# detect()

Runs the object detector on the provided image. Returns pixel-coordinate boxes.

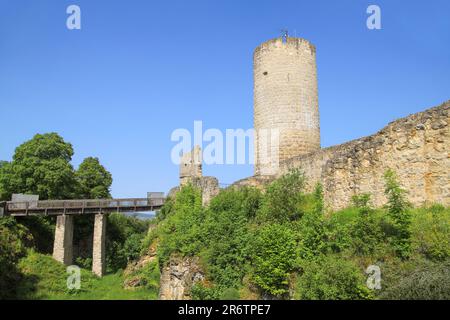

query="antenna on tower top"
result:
[281,29,288,43]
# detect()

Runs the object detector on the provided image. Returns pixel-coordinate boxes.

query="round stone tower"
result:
[254,37,320,175]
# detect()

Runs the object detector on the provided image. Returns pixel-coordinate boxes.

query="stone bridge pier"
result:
[52,213,107,277]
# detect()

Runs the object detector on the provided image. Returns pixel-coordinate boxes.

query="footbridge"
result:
[0,193,165,277]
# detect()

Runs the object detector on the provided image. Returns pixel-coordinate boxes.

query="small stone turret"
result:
[180,145,202,186]
[178,146,219,206]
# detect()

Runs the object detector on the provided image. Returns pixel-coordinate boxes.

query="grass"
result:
[16,250,158,300]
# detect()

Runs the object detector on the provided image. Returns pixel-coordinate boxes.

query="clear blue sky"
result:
[1,0,449,198]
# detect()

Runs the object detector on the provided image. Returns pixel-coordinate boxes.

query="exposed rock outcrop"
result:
[159,255,204,300]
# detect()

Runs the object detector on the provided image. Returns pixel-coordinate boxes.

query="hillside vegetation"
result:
[1,133,449,300]
[148,169,450,300]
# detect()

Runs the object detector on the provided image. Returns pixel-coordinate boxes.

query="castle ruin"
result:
[178,36,449,210]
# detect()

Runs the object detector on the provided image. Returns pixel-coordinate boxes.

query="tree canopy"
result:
[0,133,112,201]
[76,157,112,199]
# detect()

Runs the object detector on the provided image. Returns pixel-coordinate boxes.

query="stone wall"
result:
[279,101,449,210]
[234,101,449,211]
[180,145,202,186]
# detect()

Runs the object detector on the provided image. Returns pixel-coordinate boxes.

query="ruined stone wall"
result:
[254,37,320,176]
[180,145,202,186]
[278,101,449,210]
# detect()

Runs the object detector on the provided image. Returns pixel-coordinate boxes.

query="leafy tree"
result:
[384,169,412,259]
[350,193,384,256]
[250,223,297,297]
[106,213,150,271]
[157,184,204,266]
[202,188,257,291]
[75,157,112,199]
[298,184,328,260]
[0,161,7,169]
[296,255,373,300]
[0,133,77,200]
[257,170,305,223]
[411,205,450,261]
[0,217,33,299]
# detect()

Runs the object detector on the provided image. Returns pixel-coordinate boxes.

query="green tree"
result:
[0,133,76,200]
[250,224,297,297]
[384,169,412,259]
[75,157,112,199]
[350,193,384,256]
[298,184,328,260]
[202,188,258,291]
[0,217,33,299]
[258,170,305,223]
[296,255,373,300]
[157,184,204,266]
[0,161,7,169]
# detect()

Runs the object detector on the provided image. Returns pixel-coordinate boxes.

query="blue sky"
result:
[0,0,449,198]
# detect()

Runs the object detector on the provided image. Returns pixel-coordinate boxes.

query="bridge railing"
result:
[6,197,165,212]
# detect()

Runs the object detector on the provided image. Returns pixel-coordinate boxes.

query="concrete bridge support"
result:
[52,215,74,265]
[92,213,107,277]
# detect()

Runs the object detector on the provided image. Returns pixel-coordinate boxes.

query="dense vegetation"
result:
[150,170,450,300]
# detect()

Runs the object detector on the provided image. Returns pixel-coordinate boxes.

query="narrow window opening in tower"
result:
[263,71,268,76]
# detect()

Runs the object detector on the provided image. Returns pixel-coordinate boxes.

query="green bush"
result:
[201,188,257,290]
[296,255,373,300]
[349,194,385,257]
[250,223,297,297]
[411,205,450,260]
[380,259,450,300]
[257,170,305,223]
[15,216,55,254]
[384,169,412,259]
[297,184,328,260]
[326,207,359,253]
[157,184,204,266]
[0,217,33,299]
[106,213,150,271]
[191,283,221,300]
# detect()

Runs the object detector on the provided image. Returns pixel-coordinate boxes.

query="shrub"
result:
[411,205,450,260]
[250,224,297,297]
[201,188,258,290]
[157,184,204,266]
[384,169,412,259]
[298,184,328,260]
[191,283,221,300]
[326,207,359,253]
[0,217,33,299]
[106,213,150,271]
[257,170,305,223]
[349,194,384,257]
[380,259,450,300]
[296,255,373,300]
[123,233,145,262]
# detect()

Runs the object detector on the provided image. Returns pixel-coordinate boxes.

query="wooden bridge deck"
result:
[0,197,165,217]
